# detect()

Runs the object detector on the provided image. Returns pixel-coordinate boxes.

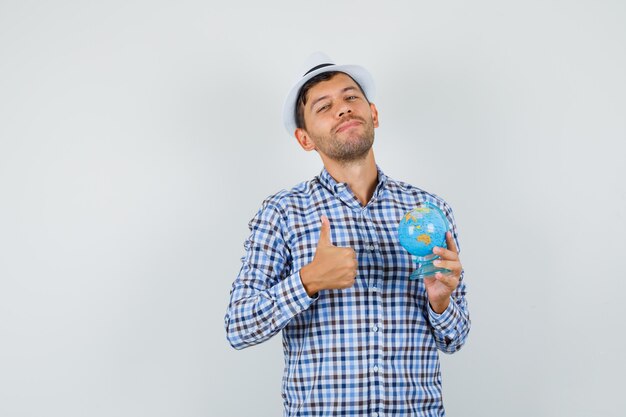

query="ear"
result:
[369,103,379,128]
[295,128,316,152]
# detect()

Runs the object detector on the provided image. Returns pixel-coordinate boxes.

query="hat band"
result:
[304,63,334,76]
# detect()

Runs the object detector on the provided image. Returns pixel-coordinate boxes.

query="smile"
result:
[335,120,362,133]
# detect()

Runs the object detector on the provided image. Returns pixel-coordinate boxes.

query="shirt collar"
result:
[318,164,388,200]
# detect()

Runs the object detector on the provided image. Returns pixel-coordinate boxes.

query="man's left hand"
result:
[424,231,463,314]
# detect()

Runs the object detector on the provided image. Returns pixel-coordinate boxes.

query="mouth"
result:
[335,119,363,133]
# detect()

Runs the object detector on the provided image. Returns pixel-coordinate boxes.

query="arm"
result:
[424,203,471,354]
[427,271,470,354]
[224,202,316,350]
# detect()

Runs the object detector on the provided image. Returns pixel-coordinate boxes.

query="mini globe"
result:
[397,202,451,280]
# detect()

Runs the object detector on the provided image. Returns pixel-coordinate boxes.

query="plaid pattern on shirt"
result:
[225,166,470,417]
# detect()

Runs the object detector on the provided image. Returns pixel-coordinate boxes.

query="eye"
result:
[346,95,358,101]
[316,104,330,113]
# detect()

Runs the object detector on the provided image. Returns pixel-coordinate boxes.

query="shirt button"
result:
[373,365,379,373]
[367,244,375,251]
[372,325,379,332]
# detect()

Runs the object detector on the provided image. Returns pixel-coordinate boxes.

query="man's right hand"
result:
[300,215,358,297]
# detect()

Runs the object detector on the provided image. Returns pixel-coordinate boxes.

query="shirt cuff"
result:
[427,297,459,332]
[273,270,318,318]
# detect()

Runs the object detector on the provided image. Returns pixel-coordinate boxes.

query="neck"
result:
[321,149,378,207]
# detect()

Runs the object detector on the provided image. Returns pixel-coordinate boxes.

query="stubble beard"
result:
[313,118,375,164]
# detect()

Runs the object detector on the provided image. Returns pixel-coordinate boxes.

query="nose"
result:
[338,107,352,118]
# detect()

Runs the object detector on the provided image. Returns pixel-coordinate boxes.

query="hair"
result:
[294,71,368,130]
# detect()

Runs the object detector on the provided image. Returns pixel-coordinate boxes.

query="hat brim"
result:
[282,64,376,136]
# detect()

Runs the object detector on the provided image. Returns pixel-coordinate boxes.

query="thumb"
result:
[317,215,333,247]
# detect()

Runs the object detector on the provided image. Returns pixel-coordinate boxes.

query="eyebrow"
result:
[310,86,359,109]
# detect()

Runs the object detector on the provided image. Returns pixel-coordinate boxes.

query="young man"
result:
[225,53,470,417]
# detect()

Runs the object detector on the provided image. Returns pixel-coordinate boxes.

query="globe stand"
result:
[409,254,452,280]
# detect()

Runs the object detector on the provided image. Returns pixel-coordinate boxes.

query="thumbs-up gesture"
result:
[299,215,358,297]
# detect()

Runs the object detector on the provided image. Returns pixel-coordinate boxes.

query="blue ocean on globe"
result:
[397,203,448,259]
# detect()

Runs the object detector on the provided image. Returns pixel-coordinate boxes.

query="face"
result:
[295,73,379,163]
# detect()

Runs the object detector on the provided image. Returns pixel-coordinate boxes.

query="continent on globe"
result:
[417,234,431,246]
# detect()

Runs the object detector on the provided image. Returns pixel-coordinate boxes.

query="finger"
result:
[433,259,461,273]
[423,276,436,285]
[434,271,459,289]
[445,231,458,253]
[433,245,459,261]
[348,256,358,271]
[317,215,333,247]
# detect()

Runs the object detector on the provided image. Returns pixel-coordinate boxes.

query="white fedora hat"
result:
[282,52,376,136]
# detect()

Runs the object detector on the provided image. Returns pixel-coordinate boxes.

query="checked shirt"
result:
[225,166,470,417]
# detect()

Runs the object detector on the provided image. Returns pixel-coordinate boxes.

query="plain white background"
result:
[1,1,625,416]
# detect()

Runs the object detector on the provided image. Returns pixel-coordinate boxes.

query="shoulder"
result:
[254,177,321,220]
[384,175,456,217]
[381,170,462,251]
